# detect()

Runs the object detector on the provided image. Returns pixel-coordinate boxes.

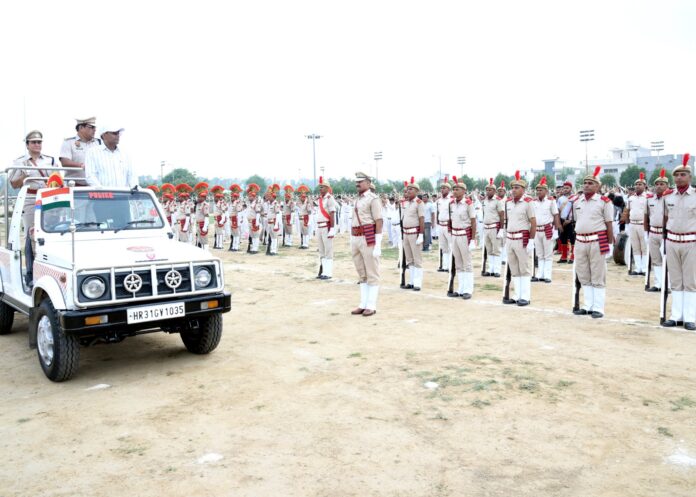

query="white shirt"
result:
[84,144,135,188]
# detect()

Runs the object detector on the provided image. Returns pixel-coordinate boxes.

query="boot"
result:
[461,272,474,299]
[251,237,260,253]
[683,292,696,331]
[352,283,368,314]
[270,237,278,254]
[402,266,414,289]
[575,286,593,315]
[592,287,606,318]
[412,267,423,291]
[286,234,293,247]
[663,290,684,327]
[641,254,649,274]
[491,256,501,277]
[517,276,531,306]
[631,255,642,276]
[363,285,379,316]
[558,243,568,263]
[320,259,333,280]
[647,265,661,292]
[456,273,465,297]
[543,260,552,282]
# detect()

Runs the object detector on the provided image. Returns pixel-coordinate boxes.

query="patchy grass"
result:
[480,283,503,292]
[347,352,362,358]
[657,427,674,437]
[669,396,696,411]
[471,399,491,409]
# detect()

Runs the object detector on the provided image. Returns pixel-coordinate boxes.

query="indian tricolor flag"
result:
[39,187,73,211]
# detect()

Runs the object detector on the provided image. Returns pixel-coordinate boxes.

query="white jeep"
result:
[0,170,231,381]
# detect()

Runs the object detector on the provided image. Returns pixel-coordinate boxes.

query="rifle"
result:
[481,245,488,276]
[644,253,652,290]
[247,235,252,252]
[447,201,457,295]
[437,203,444,271]
[660,198,669,324]
[625,230,633,274]
[502,202,512,302]
[399,200,407,286]
[438,247,443,271]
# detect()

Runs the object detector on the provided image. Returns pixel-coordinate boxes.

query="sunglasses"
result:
[27,140,42,145]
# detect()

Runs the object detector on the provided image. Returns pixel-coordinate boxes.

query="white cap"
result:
[99,123,125,136]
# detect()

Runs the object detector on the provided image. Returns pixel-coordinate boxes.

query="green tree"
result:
[138,175,157,188]
[599,174,617,187]
[531,173,556,190]
[163,168,198,186]
[649,168,672,185]
[245,174,267,192]
[557,167,575,181]
[493,173,513,189]
[417,178,434,193]
[473,178,489,191]
[619,165,645,187]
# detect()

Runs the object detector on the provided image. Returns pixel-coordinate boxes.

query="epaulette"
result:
[495,196,503,200]
[646,192,655,198]
[569,194,579,202]
[64,136,76,141]
[665,188,674,195]
[600,195,611,203]
[523,196,533,202]
[465,198,472,205]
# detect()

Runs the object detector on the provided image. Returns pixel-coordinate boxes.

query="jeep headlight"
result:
[194,267,212,288]
[82,276,106,299]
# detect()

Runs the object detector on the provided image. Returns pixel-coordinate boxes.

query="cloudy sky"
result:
[1,0,694,184]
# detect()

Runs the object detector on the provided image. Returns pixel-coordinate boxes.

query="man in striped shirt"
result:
[84,124,135,188]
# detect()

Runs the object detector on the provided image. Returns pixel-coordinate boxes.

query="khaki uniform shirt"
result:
[647,192,669,227]
[10,154,54,210]
[298,198,312,216]
[665,186,696,233]
[400,198,424,228]
[533,196,559,226]
[627,192,648,223]
[451,198,476,229]
[436,195,452,224]
[246,197,261,221]
[505,196,536,232]
[572,194,613,233]
[59,136,102,182]
[482,195,504,224]
[352,190,382,226]
[318,193,336,222]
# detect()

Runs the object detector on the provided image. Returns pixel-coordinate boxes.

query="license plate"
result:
[127,302,185,324]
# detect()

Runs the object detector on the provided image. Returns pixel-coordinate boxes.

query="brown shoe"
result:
[362,309,377,317]
[351,308,365,315]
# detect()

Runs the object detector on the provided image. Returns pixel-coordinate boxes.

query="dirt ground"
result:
[1,234,696,497]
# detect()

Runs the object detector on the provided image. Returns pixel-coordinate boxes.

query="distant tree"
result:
[619,165,645,188]
[417,178,434,193]
[139,175,157,188]
[493,173,513,189]
[473,178,489,191]
[599,174,617,188]
[557,167,575,181]
[531,173,556,190]
[649,168,672,185]
[163,168,198,186]
[245,174,267,192]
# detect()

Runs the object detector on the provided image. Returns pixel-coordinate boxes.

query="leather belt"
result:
[484,223,499,229]
[667,231,696,243]
[649,226,663,234]
[506,232,524,240]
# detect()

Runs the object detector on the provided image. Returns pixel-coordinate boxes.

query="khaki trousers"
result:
[438,225,451,253]
[452,234,472,272]
[506,239,531,277]
[534,232,554,262]
[484,228,501,256]
[351,235,380,285]
[574,241,607,288]
[403,233,422,268]
[666,241,696,291]
[317,226,334,258]
[648,232,663,266]
[629,224,648,256]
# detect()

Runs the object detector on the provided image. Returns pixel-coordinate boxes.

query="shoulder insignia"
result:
[523,197,533,202]
[600,195,611,203]
[64,136,76,141]
[646,193,654,198]
[495,195,502,200]
[569,194,579,202]
[465,198,472,205]
[665,189,674,195]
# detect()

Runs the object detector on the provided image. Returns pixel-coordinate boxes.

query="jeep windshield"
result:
[41,190,165,233]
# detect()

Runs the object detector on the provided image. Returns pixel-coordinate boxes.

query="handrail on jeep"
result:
[2,165,73,247]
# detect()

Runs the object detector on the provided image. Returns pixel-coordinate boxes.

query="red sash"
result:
[230,215,238,229]
[216,215,224,227]
[363,223,376,246]
[597,230,609,254]
[544,223,553,240]
[303,214,309,227]
[179,219,187,232]
[198,221,208,236]
[251,219,259,232]
[285,214,291,224]
[319,196,331,223]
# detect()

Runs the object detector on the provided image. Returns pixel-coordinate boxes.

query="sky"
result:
[1,0,694,185]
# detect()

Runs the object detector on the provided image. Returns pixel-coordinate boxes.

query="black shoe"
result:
[481,271,491,277]
[542,279,552,283]
[573,308,588,315]
[531,276,539,282]
[447,292,461,297]
[638,272,646,276]
[662,320,678,327]
[591,311,604,319]
[629,271,640,276]
[413,287,421,291]
[493,273,501,278]
[316,274,323,279]
[517,299,530,306]
[685,322,696,331]
[646,286,659,292]
[558,259,568,264]
[437,268,447,273]
[461,293,472,300]
[249,250,258,254]
[501,261,506,265]
[319,275,331,280]
[401,284,414,289]
[502,298,517,305]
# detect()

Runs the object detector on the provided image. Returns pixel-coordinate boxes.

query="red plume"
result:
[660,168,666,179]
[403,181,408,188]
[684,153,691,166]
[593,166,601,178]
[319,176,323,184]
[410,176,415,184]
[540,176,547,185]
[452,175,458,184]
[639,172,645,181]
[500,180,505,188]
[444,175,449,183]
[514,170,520,181]
[489,178,494,186]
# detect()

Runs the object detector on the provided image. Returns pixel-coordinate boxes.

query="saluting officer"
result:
[662,154,696,330]
[350,172,383,317]
[532,177,561,283]
[59,117,101,185]
[448,176,477,299]
[400,178,425,291]
[481,178,505,277]
[624,172,649,275]
[644,169,671,292]
[572,167,614,318]
[503,172,536,306]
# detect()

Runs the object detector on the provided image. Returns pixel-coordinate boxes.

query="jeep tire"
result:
[0,300,15,335]
[35,299,80,382]
[180,314,222,354]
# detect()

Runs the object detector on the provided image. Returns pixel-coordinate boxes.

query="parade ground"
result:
[2,235,695,497]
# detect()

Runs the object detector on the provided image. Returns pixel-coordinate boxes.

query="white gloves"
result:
[496,229,505,239]
[416,234,423,245]
[526,239,535,255]
[327,227,336,238]
[468,238,477,250]
[552,229,559,241]
[372,234,383,257]
[606,243,614,259]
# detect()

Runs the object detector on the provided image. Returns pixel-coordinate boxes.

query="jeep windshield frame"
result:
[41,190,165,234]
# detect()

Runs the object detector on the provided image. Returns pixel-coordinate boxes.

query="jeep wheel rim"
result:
[37,316,54,366]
